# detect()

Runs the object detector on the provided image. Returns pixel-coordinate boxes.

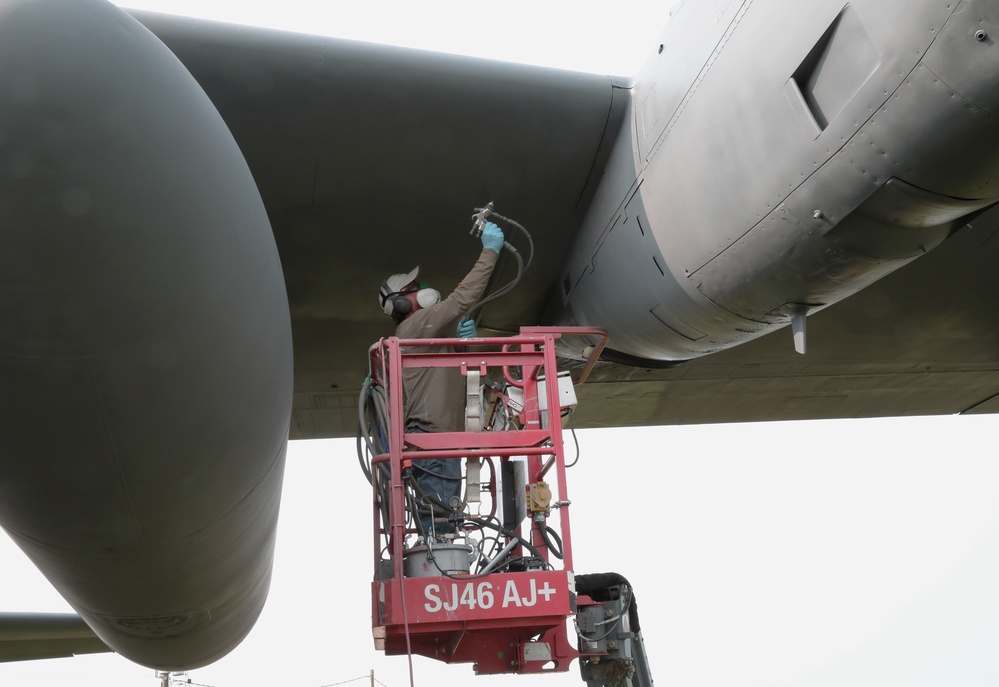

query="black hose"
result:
[357,376,397,536]
[535,520,564,560]
[464,208,533,325]
[465,247,524,324]
[564,407,581,468]
[489,211,534,272]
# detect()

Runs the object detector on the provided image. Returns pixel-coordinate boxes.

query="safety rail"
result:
[365,326,606,675]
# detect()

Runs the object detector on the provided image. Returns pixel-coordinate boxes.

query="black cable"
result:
[564,407,581,468]
[409,490,427,539]
[357,376,399,543]
[467,517,545,560]
[473,534,504,573]
[535,520,564,560]
[407,471,460,516]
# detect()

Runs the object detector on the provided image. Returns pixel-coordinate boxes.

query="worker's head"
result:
[379,267,440,323]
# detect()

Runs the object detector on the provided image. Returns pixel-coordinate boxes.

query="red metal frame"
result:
[368,327,607,675]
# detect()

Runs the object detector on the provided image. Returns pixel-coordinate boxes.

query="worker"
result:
[378,221,505,541]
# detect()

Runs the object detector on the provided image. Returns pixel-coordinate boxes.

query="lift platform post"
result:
[365,326,607,675]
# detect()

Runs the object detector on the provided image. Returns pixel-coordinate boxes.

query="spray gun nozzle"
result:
[470,201,495,237]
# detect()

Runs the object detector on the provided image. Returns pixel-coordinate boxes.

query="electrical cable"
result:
[473,534,504,573]
[575,614,625,643]
[535,519,564,560]
[470,517,545,560]
[564,406,581,468]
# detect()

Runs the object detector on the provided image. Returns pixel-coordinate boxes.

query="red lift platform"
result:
[363,326,608,676]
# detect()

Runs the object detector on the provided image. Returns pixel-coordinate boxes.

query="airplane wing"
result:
[127,10,632,438]
[0,614,110,662]
[131,7,999,439]
[4,2,997,671]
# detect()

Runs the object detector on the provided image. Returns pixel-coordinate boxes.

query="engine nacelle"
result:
[0,0,293,669]
[551,0,999,364]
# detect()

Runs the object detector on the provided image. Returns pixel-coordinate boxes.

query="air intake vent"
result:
[785,6,881,136]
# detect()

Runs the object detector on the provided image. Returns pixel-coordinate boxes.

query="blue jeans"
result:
[407,428,461,538]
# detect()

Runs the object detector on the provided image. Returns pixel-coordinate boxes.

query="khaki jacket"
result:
[396,249,499,432]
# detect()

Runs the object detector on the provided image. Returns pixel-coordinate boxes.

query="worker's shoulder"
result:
[397,308,452,338]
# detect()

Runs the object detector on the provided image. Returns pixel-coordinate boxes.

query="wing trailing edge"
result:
[0,613,111,663]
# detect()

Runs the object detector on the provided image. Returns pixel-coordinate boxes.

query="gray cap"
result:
[379,266,419,316]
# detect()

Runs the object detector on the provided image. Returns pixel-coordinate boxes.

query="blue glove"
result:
[456,318,478,339]
[480,221,504,253]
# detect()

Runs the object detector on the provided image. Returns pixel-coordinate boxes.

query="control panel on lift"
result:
[359,327,654,685]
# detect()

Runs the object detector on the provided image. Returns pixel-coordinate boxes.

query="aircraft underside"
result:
[0,0,998,672]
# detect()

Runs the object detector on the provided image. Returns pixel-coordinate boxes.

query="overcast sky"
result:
[2,3,999,687]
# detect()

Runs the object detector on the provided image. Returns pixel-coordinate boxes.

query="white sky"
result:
[3,3,999,687]
[116,0,674,75]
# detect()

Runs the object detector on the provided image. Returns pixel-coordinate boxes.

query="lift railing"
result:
[366,326,606,675]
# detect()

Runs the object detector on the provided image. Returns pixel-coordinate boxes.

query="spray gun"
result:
[469,201,530,259]
[461,202,534,330]
[470,201,495,239]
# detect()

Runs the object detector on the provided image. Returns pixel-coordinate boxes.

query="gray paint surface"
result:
[3,0,999,672]
[0,0,292,670]
[132,1,999,441]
